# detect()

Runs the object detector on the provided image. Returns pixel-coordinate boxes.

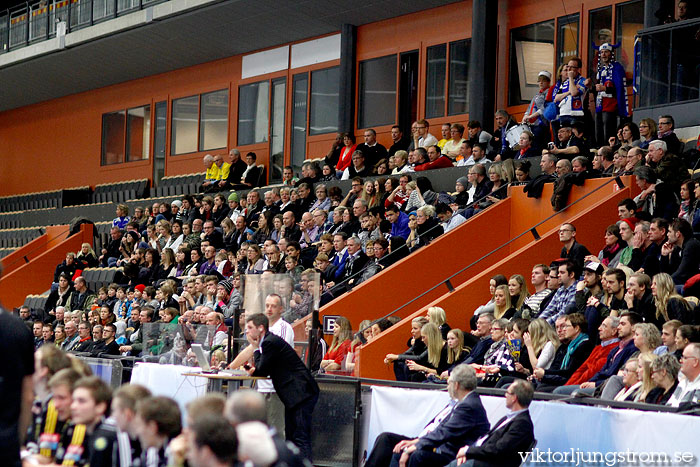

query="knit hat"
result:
[620,217,637,231]
[456,176,469,187]
[228,192,239,202]
[134,284,146,293]
[171,200,182,208]
[219,280,233,294]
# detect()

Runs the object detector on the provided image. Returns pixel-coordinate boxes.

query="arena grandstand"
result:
[1,0,700,465]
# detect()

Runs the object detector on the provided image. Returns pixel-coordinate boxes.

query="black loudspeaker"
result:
[68,217,95,237]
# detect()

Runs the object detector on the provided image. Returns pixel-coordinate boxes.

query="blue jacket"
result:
[591,338,638,386]
[415,391,490,458]
[390,211,411,240]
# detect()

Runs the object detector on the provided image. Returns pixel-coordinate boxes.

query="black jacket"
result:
[466,410,535,467]
[252,332,319,409]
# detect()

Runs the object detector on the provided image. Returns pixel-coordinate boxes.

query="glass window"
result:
[238,81,270,146]
[616,0,644,82]
[358,55,397,129]
[153,101,166,185]
[171,95,199,155]
[291,73,308,169]
[270,78,286,185]
[199,89,229,151]
[509,20,555,106]
[101,111,125,165]
[126,105,150,162]
[448,39,470,115]
[588,7,612,80]
[557,14,579,70]
[309,66,340,135]
[425,44,447,118]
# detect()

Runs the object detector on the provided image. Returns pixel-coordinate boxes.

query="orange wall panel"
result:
[0,224,93,309]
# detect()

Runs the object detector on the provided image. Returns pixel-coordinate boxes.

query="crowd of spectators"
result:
[22,342,310,466]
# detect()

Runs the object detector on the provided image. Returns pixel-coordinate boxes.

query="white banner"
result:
[366,386,700,465]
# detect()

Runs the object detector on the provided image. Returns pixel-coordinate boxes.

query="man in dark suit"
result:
[223,148,248,190]
[332,235,370,294]
[231,152,262,189]
[245,313,319,461]
[450,379,535,467]
[365,364,489,467]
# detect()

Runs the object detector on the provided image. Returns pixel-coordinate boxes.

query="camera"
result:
[547,142,555,150]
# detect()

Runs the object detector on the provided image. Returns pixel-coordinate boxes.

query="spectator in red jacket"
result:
[563,316,620,387]
[415,145,454,171]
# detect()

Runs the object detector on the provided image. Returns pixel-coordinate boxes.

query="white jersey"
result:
[257,318,295,393]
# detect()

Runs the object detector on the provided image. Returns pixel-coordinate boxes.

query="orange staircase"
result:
[353,176,638,379]
[0,224,93,309]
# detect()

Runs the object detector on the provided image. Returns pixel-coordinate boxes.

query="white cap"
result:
[538,71,552,80]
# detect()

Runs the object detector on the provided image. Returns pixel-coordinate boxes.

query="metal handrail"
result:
[0,225,70,272]
[1,0,168,54]
[357,175,627,336]
[330,180,516,294]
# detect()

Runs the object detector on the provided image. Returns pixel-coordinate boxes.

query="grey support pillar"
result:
[468,0,498,134]
[338,24,357,134]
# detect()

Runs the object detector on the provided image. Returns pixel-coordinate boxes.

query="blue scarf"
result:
[562,333,589,369]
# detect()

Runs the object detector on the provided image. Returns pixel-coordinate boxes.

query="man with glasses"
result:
[366,364,489,467]
[646,139,688,195]
[667,343,700,408]
[450,380,535,467]
[558,223,590,275]
[657,115,683,157]
[556,57,587,128]
[410,119,438,150]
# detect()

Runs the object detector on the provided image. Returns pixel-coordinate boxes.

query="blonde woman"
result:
[522,318,560,370]
[438,329,471,379]
[384,316,429,381]
[492,285,516,320]
[321,316,353,371]
[427,306,451,339]
[634,352,658,402]
[345,319,373,374]
[633,323,662,354]
[406,323,448,382]
[508,274,531,319]
[652,273,693,324]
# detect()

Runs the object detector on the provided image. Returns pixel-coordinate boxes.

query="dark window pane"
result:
[171,95,199,155]
[270,78,286,185]
[616,1,644,83]
[509,20,555,106]
[199,89,229,151]
[448,39,470,115]
[588,7,612,80]
[126,105,150,162]
[640,33,670,107]
[557,14,579,70]
[101,110,125,165]
[154,101,167,159]
[358,55,397,128]
[153,101,166,185]
[291,73,308,169]
[310,66,339,135]
[425,44,446,118]
[238,81,270,146]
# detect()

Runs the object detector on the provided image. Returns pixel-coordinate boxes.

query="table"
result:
[130,362,208,416]
[181,371,269,396]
